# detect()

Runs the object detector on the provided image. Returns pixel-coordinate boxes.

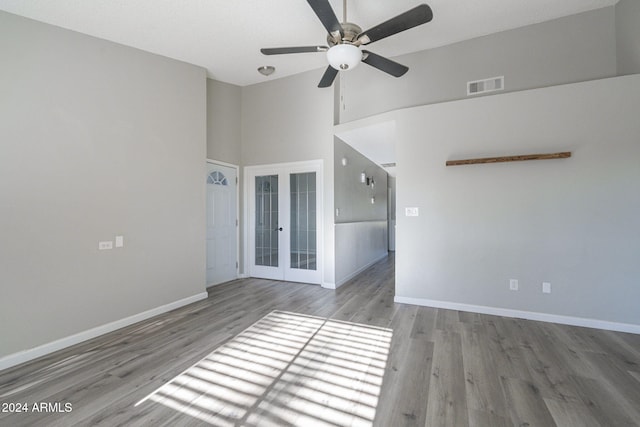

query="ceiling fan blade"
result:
[318,66,339,88]
[307,0,343,39]
[357,4,433,45]
[261,46,328,55]
[362,50,408,77]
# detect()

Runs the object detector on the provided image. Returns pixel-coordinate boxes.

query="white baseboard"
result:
[0,292,208,372]
[335,252,389,289]
[394,296,640,334]
[321,282,336,290]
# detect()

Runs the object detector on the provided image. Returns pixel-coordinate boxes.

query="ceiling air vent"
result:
[380,163,396,168]
[467,76,504,96]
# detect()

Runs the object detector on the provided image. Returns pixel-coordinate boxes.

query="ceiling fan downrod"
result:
[343,0,347,23]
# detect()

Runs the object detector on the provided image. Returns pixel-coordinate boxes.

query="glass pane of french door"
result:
[290,172,317,271]
[255,175,279,267]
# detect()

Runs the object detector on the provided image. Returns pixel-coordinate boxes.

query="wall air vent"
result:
[467,76,504,96]
[380,163,396,168]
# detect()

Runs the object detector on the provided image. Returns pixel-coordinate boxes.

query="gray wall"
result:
[339,7,617,123]
[334,138,388,286]
[240,69,336,285]
[388,176,396,251]
[387,176,396,222]
[207,78,241,165]
[334,138,387,223]
[395,75,640,326]
[241,69,334,166]
[616,0,640,75]
[0,12,207,358]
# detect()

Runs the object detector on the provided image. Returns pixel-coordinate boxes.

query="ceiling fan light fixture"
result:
[257,65,275,76]
[326,44,361,71]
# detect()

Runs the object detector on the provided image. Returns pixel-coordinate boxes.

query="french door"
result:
[246,161,322,284]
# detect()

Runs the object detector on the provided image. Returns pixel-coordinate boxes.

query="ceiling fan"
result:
[261,0,433,88]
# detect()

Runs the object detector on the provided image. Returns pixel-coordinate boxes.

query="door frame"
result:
[244,160,324,284]
[206,159,240,284]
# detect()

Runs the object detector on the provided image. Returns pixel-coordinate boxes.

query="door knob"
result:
[277,227,283,231]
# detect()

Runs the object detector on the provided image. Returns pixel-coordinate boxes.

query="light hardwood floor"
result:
[1,254,640,426]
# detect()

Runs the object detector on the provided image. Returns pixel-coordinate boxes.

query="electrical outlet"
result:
[509,279,519,291]
[115,235,124,248]
[98,241,113,250]
[542,282,551,294]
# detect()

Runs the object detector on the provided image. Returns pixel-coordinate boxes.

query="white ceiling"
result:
[0,0,617,87]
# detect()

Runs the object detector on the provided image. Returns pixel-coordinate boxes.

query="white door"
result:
[206,161,238,286]
[247,161,322,284]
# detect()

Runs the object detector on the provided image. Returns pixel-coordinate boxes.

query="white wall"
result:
[394,75,640,329]
[335,221,388,287]
[339,7,617,123]
[0,12,207,363]
[241,69,336,285]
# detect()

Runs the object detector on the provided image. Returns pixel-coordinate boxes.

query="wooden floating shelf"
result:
[446,151,571,167]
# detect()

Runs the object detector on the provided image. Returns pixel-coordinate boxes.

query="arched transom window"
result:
[207,171,228,186]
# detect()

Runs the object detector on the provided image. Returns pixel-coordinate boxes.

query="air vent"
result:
[467,76,504,96]
[380,163,396,168]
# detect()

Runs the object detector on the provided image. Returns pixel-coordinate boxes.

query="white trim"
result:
[206,158,238,169]
[206,159,241,279]
[335,252,388,288]
[394,296,640,334]
[0,292,208,372]
[322,282,337,290]
[244,160,323,173]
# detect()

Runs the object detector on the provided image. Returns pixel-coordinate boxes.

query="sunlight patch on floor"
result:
[136,310,392,426]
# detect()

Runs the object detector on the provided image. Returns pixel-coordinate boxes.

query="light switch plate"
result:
[115,235,124,248]
[405,207,419,217]
[542,282,551,293]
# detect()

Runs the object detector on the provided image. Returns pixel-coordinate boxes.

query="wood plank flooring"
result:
[1,254,640,426]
